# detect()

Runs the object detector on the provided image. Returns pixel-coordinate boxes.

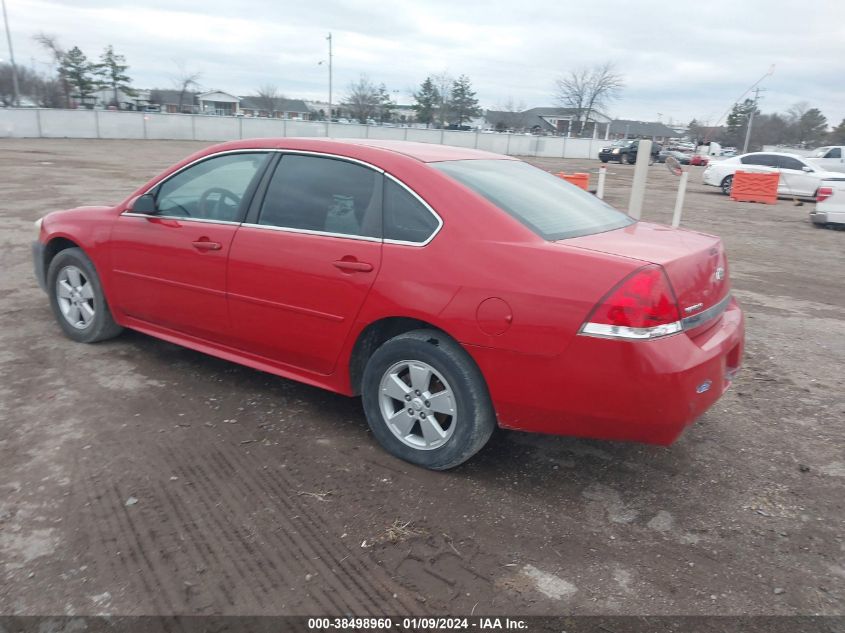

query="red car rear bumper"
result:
[467,298,744,445]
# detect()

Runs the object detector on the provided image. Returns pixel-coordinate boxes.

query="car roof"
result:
[201,137,512,164]
[741,151,808,160]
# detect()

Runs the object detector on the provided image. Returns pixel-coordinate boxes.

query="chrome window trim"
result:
[382,172,444,247]
[240,222,382,243]
[120,212,241,226]
[122,146,444,246]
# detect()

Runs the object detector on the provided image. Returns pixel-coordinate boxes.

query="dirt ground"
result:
[0,139,843,617]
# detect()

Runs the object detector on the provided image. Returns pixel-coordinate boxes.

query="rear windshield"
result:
[432,159,634,240]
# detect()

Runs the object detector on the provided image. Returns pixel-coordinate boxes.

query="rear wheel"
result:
[720,175,734,196]
[47,247,123,343]
[361,329,495,470]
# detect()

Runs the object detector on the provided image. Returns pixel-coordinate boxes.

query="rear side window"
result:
[433,159,633,241]
[258,155,382,238]
[740,154,777,167]
[383,178,440,243]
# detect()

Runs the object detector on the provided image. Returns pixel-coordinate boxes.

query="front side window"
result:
[777,156,806,171]
[827,148,841,158]
[258,155,382,238]
[433,159,634,241]
[155,152,268,222]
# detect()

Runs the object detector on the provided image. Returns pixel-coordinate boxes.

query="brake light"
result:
[817,187,833,202]
[580,265,682,340]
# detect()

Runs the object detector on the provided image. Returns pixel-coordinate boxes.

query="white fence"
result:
[0,108,608,159]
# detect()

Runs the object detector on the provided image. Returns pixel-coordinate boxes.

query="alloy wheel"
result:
[378,359,457,450]
[56,265,95,329]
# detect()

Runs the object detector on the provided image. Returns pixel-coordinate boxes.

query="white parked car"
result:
[809,177,845,228]
[702,151,842,198]
[807,146,845,173]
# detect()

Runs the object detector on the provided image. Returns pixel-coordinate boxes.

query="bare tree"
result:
[431,72,453,127]
[171,61,201,113]
[555,62,624,136]
[33,32,70,107]
[496,97,526,131]
[343,75,380,123]
[256,84,283,116]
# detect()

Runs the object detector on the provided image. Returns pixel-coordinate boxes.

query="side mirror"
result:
[131,193,157,214]
[802,165,813,173]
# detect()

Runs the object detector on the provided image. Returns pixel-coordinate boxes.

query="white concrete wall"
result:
[0,108,610,159]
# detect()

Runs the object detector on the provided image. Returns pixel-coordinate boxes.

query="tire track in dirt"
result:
[202,443,421,613]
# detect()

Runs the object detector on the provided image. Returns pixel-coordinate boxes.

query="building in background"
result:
[484,107,612,136]
[239,97,311,119]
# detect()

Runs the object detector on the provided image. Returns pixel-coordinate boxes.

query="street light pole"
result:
[326,32,333,121]
[1,0,20,107]
[742,86,761,154]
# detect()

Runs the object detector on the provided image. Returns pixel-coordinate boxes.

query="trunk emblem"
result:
[714,267,725,281]
[684,303,704,314]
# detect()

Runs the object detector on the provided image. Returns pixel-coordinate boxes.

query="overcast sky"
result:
[4,0,844,126]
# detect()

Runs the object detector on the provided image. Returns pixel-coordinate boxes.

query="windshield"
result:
[432,159,635,240]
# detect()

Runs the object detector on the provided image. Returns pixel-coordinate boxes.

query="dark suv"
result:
[599,139,662,165]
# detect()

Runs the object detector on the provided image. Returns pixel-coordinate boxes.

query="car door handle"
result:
[333,259,373,273]
[192,239,222,251]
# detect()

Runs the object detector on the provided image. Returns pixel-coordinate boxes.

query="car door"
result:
[226,153,383,375]
[775,155,818,197]
[110,151,270,341]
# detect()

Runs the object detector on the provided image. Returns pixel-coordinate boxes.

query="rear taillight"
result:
[817,187,833,202]
[580,265,682,340]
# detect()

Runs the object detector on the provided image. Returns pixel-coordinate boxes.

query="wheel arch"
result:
[348,317,459,396]
[43,236,82,274]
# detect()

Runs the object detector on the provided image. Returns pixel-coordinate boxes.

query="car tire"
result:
[600,158,608,163]
[648,155,655,166]
[720,175,734,196]
[47,247,123,344]
[625,153,636,165]
[361,329,496,470]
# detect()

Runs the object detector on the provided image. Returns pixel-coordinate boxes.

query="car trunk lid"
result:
[559,222,730,334]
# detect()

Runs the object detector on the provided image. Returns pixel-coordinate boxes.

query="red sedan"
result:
[33,139,744,469]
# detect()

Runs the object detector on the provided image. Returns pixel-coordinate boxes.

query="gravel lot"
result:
[0,139,843,617]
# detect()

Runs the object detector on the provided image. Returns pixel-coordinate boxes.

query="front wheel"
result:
[625,153,636,165]
[720,175,734,196]
[47,247,123,343]
[361,329,496,470]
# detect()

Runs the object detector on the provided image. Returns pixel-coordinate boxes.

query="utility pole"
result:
[742,87,762,154]
[1,0,20,107]
[326,32,333,121]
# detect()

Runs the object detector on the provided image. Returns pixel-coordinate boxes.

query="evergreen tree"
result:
[97,45,135,108]
[830,119,845,145]
[725,99,759,147]
[376,84,395,123]
[449,75,481,126]
[799,108,828,145]
[412,77,439,128]
[60,46,97,106]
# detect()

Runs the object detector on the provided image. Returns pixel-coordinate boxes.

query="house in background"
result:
[607,120,678,143]
[484,107,613,136]
[239,97,312,120]
[197,91,240,116]
[148,89,199,114]
[90,88,150,110]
